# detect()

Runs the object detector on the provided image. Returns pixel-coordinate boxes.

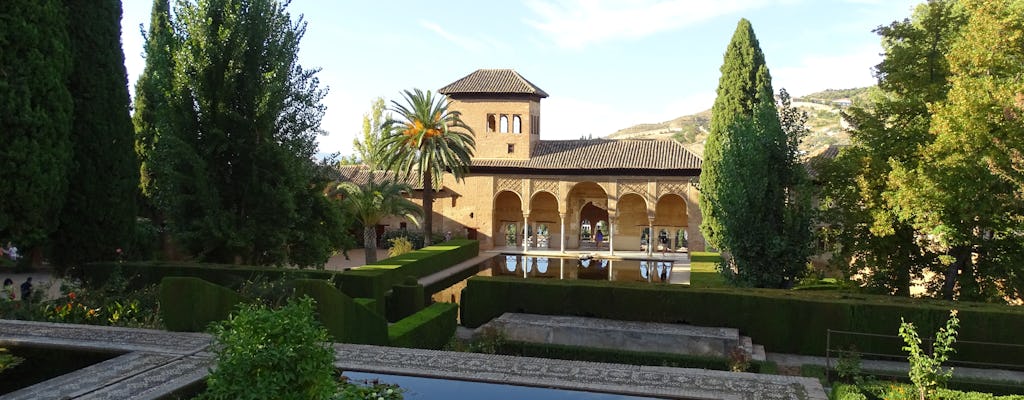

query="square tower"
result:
[439,69,547,160]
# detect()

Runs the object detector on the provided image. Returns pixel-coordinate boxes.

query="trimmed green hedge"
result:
[290,279,387,345]
[493,341,773,373]
[386,280,425,322]
[358,239,479,289]
[460,277,1024,365]
[160,277,245,332]
[85,239,478,319]
[388,302,458,349]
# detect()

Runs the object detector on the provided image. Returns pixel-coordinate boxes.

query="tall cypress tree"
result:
[53,0,139,268]
[700,19,809,287]
[0,0,73,259]
[133,0,178,257]
[134,0,177,201]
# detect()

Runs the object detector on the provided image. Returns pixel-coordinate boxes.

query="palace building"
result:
[340,69,706,253]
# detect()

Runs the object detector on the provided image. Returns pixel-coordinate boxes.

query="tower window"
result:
[507,143,515,154]
[513,115,522,133]
[500,115,509,133]
[487,114,496,132]
[531,115,540,135]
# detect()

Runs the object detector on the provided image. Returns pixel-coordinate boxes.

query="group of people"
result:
[1,276,32,301]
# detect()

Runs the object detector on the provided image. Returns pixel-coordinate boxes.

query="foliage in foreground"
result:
[200,296,402,400]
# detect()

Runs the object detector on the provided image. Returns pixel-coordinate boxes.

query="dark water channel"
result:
[0,345,121,395]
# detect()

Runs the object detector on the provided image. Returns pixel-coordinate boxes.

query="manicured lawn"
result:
[688,252,729,288]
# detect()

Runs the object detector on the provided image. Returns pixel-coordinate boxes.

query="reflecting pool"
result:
[344,371,664,400]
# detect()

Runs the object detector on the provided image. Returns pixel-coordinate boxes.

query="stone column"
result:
[647,217,655,257]
[523,213,531,251]
[559,213,566,253]
[608,218,615,256]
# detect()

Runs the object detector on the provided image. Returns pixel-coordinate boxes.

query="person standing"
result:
[595,230,604,249]
[20,277,33,301]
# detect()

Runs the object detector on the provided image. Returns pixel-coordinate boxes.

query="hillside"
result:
[607,86,874,157]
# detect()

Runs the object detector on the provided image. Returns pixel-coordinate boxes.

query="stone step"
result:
[739,336,754,355]
[480,313,742,359]
[752,344,767,362]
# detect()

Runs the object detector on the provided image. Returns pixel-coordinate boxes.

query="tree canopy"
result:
[148,0,341,266]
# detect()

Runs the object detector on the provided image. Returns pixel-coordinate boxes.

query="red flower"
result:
[68,292,76,300]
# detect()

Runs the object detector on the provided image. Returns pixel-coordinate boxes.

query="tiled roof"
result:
[471,139,702,172]
[439,69,549,98]
[336,165,426,190]
[804,144,848,180]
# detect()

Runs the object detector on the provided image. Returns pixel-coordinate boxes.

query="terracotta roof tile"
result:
[439,69,549,98]
[471,139,702,172]
[336,166,425,190]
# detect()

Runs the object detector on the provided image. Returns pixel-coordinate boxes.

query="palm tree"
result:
[338,177,422,264]
[377,89,475,246]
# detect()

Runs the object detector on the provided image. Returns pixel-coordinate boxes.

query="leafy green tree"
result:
[0,0,73,259]
[887,0,1024,301]
[338,177,422,264]
[158,0,331,265]
[352,97,388,168]
[818,0,964,296]
[52,0,139,269]
[699,19,810,287]
[377,89,475,247]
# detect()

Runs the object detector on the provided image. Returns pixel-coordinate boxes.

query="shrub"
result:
[388,302,458,349]
[200,297,336,400]
[900,309,960,400]
[387,237,414,258]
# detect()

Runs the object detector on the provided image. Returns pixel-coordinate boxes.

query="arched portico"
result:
[653,194,688,251]
[616,193,649,251]
[493,190,523,248]
[528,191,559,248]
[565,182,608,249]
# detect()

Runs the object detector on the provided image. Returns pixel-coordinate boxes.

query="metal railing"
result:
[826,329,1024,383]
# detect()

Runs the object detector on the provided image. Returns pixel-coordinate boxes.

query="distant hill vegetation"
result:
[607,86,874,157]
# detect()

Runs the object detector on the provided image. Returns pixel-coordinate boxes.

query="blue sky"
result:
[120,0,920,157]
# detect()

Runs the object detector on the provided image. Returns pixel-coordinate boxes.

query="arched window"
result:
[513,115,522,133]
[487,114,496,132]
[505,255,518,272]
[537,257,549,273]
[500,115,509,133]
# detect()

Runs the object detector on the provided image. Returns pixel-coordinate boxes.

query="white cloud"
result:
[771,46,882,96]
[524,0,771,49]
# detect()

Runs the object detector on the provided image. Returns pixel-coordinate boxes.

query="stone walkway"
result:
[0,319,826,400]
